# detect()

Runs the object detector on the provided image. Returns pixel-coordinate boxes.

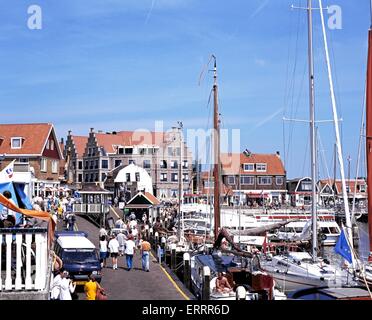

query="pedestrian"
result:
[84,274,100,300]
[99,227,108,239]
[59,271,76,300]
[124,235,136,271]
[141,238,151,272]
[99,235,108,268]
[117,231,126,256]
[108,235,119,270]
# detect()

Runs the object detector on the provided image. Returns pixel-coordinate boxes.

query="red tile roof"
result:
[95,131,167,154]
[143,192,161,205]
[319,179,366,194]
[71,136,88,157]
[0,123,58,156]
[221,153,286,176]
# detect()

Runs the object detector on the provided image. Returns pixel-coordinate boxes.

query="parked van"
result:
[54,231,102,285]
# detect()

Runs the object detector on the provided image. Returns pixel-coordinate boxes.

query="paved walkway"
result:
[58,215,188,300]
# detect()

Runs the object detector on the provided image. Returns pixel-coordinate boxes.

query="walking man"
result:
[141,238,151,272]
[108,235,119,270]
[124,234,136,271]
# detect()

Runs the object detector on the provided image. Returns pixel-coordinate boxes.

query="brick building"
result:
[0,123,63,196]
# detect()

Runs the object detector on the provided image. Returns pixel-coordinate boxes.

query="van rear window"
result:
[62,250,98,264]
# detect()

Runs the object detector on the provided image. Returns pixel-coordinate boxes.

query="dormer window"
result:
[243,163,254,172]
[256,163,267,172]
[11,137,23,149]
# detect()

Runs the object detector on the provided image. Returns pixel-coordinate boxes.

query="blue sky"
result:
[0,0,369,179]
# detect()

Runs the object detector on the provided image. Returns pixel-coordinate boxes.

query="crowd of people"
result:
[98,214,152,272]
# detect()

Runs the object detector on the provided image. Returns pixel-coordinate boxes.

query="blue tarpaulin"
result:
[0,182,32,225]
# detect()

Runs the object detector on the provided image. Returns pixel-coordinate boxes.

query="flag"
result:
[0,160,15,182]
[334,228,352,264]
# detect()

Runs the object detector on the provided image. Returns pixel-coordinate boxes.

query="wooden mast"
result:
[366,0,372,261]
[212,55,221,240]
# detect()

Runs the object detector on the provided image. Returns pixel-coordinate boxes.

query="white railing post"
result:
[25,234,32,290]
[15,234,23,290]
[5,234,12,290]
[34,233,42,290]
[0,234,2,291]
[39,233,48,290]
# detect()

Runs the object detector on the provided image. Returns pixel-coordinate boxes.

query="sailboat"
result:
[260,0,356,293]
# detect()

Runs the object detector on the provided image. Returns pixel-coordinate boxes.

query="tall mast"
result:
[366,0,372,261]
[212,55,221,240]
[307,0,318,262]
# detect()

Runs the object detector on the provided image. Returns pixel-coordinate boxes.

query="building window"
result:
[183,160,188,169]
[95,173,99,182]
[360,184,367,193]
[160,173,167,182]
[171,189,178,198]
[78,161,83,170]
[143,160,151,169]
[257,176,272,185]
[302,181,312,191]
[135,172,140,182]
[204,181,214,188]
[171,160,178,169]
[176,147,181,156]
[50,140,55,151]
[227,176,235,185]
[183,173,189,182]
[160,160,167,169]
[129,160,135,165]
[125,148,133,155]
[139,148,145,155]
[101,159,109,169]
[84,174,88,182]
[16,158,29,163]
[345,185,350,193]
[159,189,167,199]
[126,173,131,182]
[90,174,94,182]
[85,161,89,169]
[168,147,173,156]
[11,137,22,149]
[171,173,178,182]
[78,174,83,182]
[276,177,284,186]
[88,148,92,156]
[241,176,254,185]
[95,160,99,169]
[115,160,122,168]
[52,160,58,174]
[101,173,106,182]
[256,163,267,172]
[40,158,47,172]
[90,161,94,170]
[244,163,254,172]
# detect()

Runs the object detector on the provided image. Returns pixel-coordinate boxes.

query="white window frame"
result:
[52,160,58,174]
[257,176,272,185]
[171,173,178,182]
[275,176,284,186]
[243,163,254,172]
[50,140,55,151]
[360,184,367,193]
[183,173,189,182]
[227,176,235,185]
[11,137,22,149]
[160,173,167,182]
[256,163,267,172]
[241,176,254,185]
[41,158,47,172]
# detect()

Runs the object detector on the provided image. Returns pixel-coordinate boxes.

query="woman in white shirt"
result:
[124,235,136,271]
[99,236,108,268]
[59,272,76,300]
[108,236,120,270]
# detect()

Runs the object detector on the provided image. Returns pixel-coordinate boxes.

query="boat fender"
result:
[236,286,247,300]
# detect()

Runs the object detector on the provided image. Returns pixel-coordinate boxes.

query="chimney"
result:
[276,151,281,158]
[68,130,72,136]
[60,138,64,144]
[90,128,94,133]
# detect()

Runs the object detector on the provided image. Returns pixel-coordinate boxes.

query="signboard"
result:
[119,202,125,209]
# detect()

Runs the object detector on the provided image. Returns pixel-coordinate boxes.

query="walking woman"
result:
[124,234,136,271]
[99,235,108,268]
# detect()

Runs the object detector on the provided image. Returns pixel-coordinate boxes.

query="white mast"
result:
[318,0,355,266]
[307,0,318,262]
